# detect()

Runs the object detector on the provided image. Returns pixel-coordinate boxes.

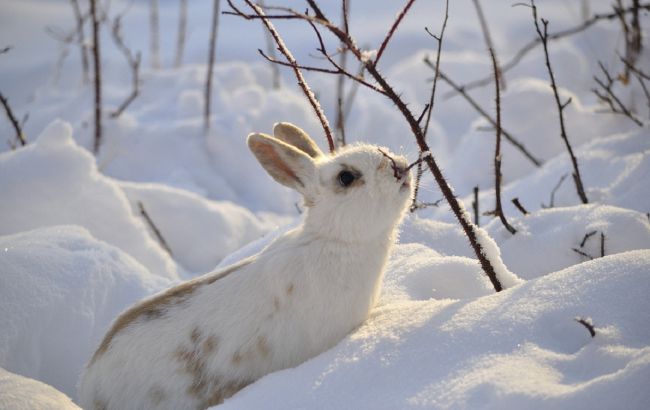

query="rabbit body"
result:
[78,123,412,410]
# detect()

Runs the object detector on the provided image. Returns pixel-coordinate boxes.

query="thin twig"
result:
[490,47,516,234]
[541,173,568,208]
[575,317,596,337]
[0,46,11,54]
[511,198,529,215]
[110,15,141,118]
[70,0,90,83]
[239,0,335,152]
[0,91,27,147]
[531,0,588,204]
[138,201,173,256]
[472,186,480,226]
[374,0,417,65]
[174,0,188,68]
[455,2,650,94]
[204,0,222,132]
[334,0,350,148]
[580,230,597,247]
[471,0,504,89]
[593,61,644,127]
[412,0,449,211]
[600,232,605,257]
[572,247,594,260]
[149,0,161,68]
[258,0,281,88]
[90,0,102,154]
[425,60,543,168]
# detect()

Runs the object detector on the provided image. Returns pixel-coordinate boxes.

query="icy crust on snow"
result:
[216,250,650,409]
[0,367,81,410]
[0,121,178,280]
[120,181,290,274]
[0,225,171,398]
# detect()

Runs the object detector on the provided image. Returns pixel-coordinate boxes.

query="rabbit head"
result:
[248,122,412,242]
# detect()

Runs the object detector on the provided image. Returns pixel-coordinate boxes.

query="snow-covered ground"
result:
[1,0,649,408]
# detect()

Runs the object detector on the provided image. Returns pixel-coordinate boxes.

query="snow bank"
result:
[0,367,80,410]
[0,225,170,398]
[0,121,178,279]
[488,204,650,279]
[217,250,650,409]
[120,181,290,274]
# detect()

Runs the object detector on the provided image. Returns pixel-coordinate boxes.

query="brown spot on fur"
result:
[231,351,242,365]
[286,283,294,295]
[257,336,271,359]
[190,327,201,343]
[202,335,219,353]
[148,385,166,405]
[89,257,253,364]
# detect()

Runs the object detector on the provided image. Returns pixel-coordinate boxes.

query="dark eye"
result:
[338,170,356,187]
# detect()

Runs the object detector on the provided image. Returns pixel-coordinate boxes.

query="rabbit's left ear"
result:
[273,122,324,159]
[248,133,317,196]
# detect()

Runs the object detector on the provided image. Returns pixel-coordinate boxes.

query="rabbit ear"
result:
[272,122,324,159]
[248,133,317,195]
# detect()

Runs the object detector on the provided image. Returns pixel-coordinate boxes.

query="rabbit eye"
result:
[338,170,356,187]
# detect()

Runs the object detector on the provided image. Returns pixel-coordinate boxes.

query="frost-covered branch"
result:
[204,0,222,132]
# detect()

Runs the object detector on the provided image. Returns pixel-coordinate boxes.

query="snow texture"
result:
[0,367,81,410]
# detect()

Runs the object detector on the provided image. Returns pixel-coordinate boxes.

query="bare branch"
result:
[149,0,161,69]
[0,91,27,148]
[593,61,644,127]
[511,197,529,215]
[174,0,189,68]
[70,0,90,83]
[572,247,594,260]
[138,201,173,256]
[489,47,516,235]
[531,0,588,204]
[600,232,605,257]
[374,0,417,65]
[471,0,504,89]
[472,186,480,226]
[541,173,568,208]
[258,0,281,89]
[575,317,596,337]
[110,15,141,118]
[580,230,597,247]
[90,0,103,154]
[334,0,351,148]
[0,46,11,54]
[204,0,222,132]
[234,0,335,152]
[425,59,543,168]
[455,2,650,94]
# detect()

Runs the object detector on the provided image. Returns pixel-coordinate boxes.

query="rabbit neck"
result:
[302,207,401,245]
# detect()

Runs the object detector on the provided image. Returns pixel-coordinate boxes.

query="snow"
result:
[0,226,171,398]
[1,0,649,408]
[218,250,650,409]
[0,367,81,410]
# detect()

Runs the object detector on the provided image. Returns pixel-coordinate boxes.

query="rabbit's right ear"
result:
[272,122,324,159]
[248,133,317,195]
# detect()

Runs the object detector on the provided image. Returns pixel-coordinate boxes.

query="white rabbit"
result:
[78,123,413,410]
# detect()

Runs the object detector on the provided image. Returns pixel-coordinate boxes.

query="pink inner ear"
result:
[257,142,304,187]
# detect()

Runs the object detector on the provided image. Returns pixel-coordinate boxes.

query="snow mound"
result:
[488,204,650,279]
[216,250,650,409]
[0,225,171,398]
[0,367,81,410]
[0,120,178,279]
[120,181,289,274]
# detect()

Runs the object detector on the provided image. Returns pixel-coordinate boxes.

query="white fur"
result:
[78,123,413,410]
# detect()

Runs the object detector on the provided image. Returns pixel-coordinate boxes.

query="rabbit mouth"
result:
[400,179,411,191]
